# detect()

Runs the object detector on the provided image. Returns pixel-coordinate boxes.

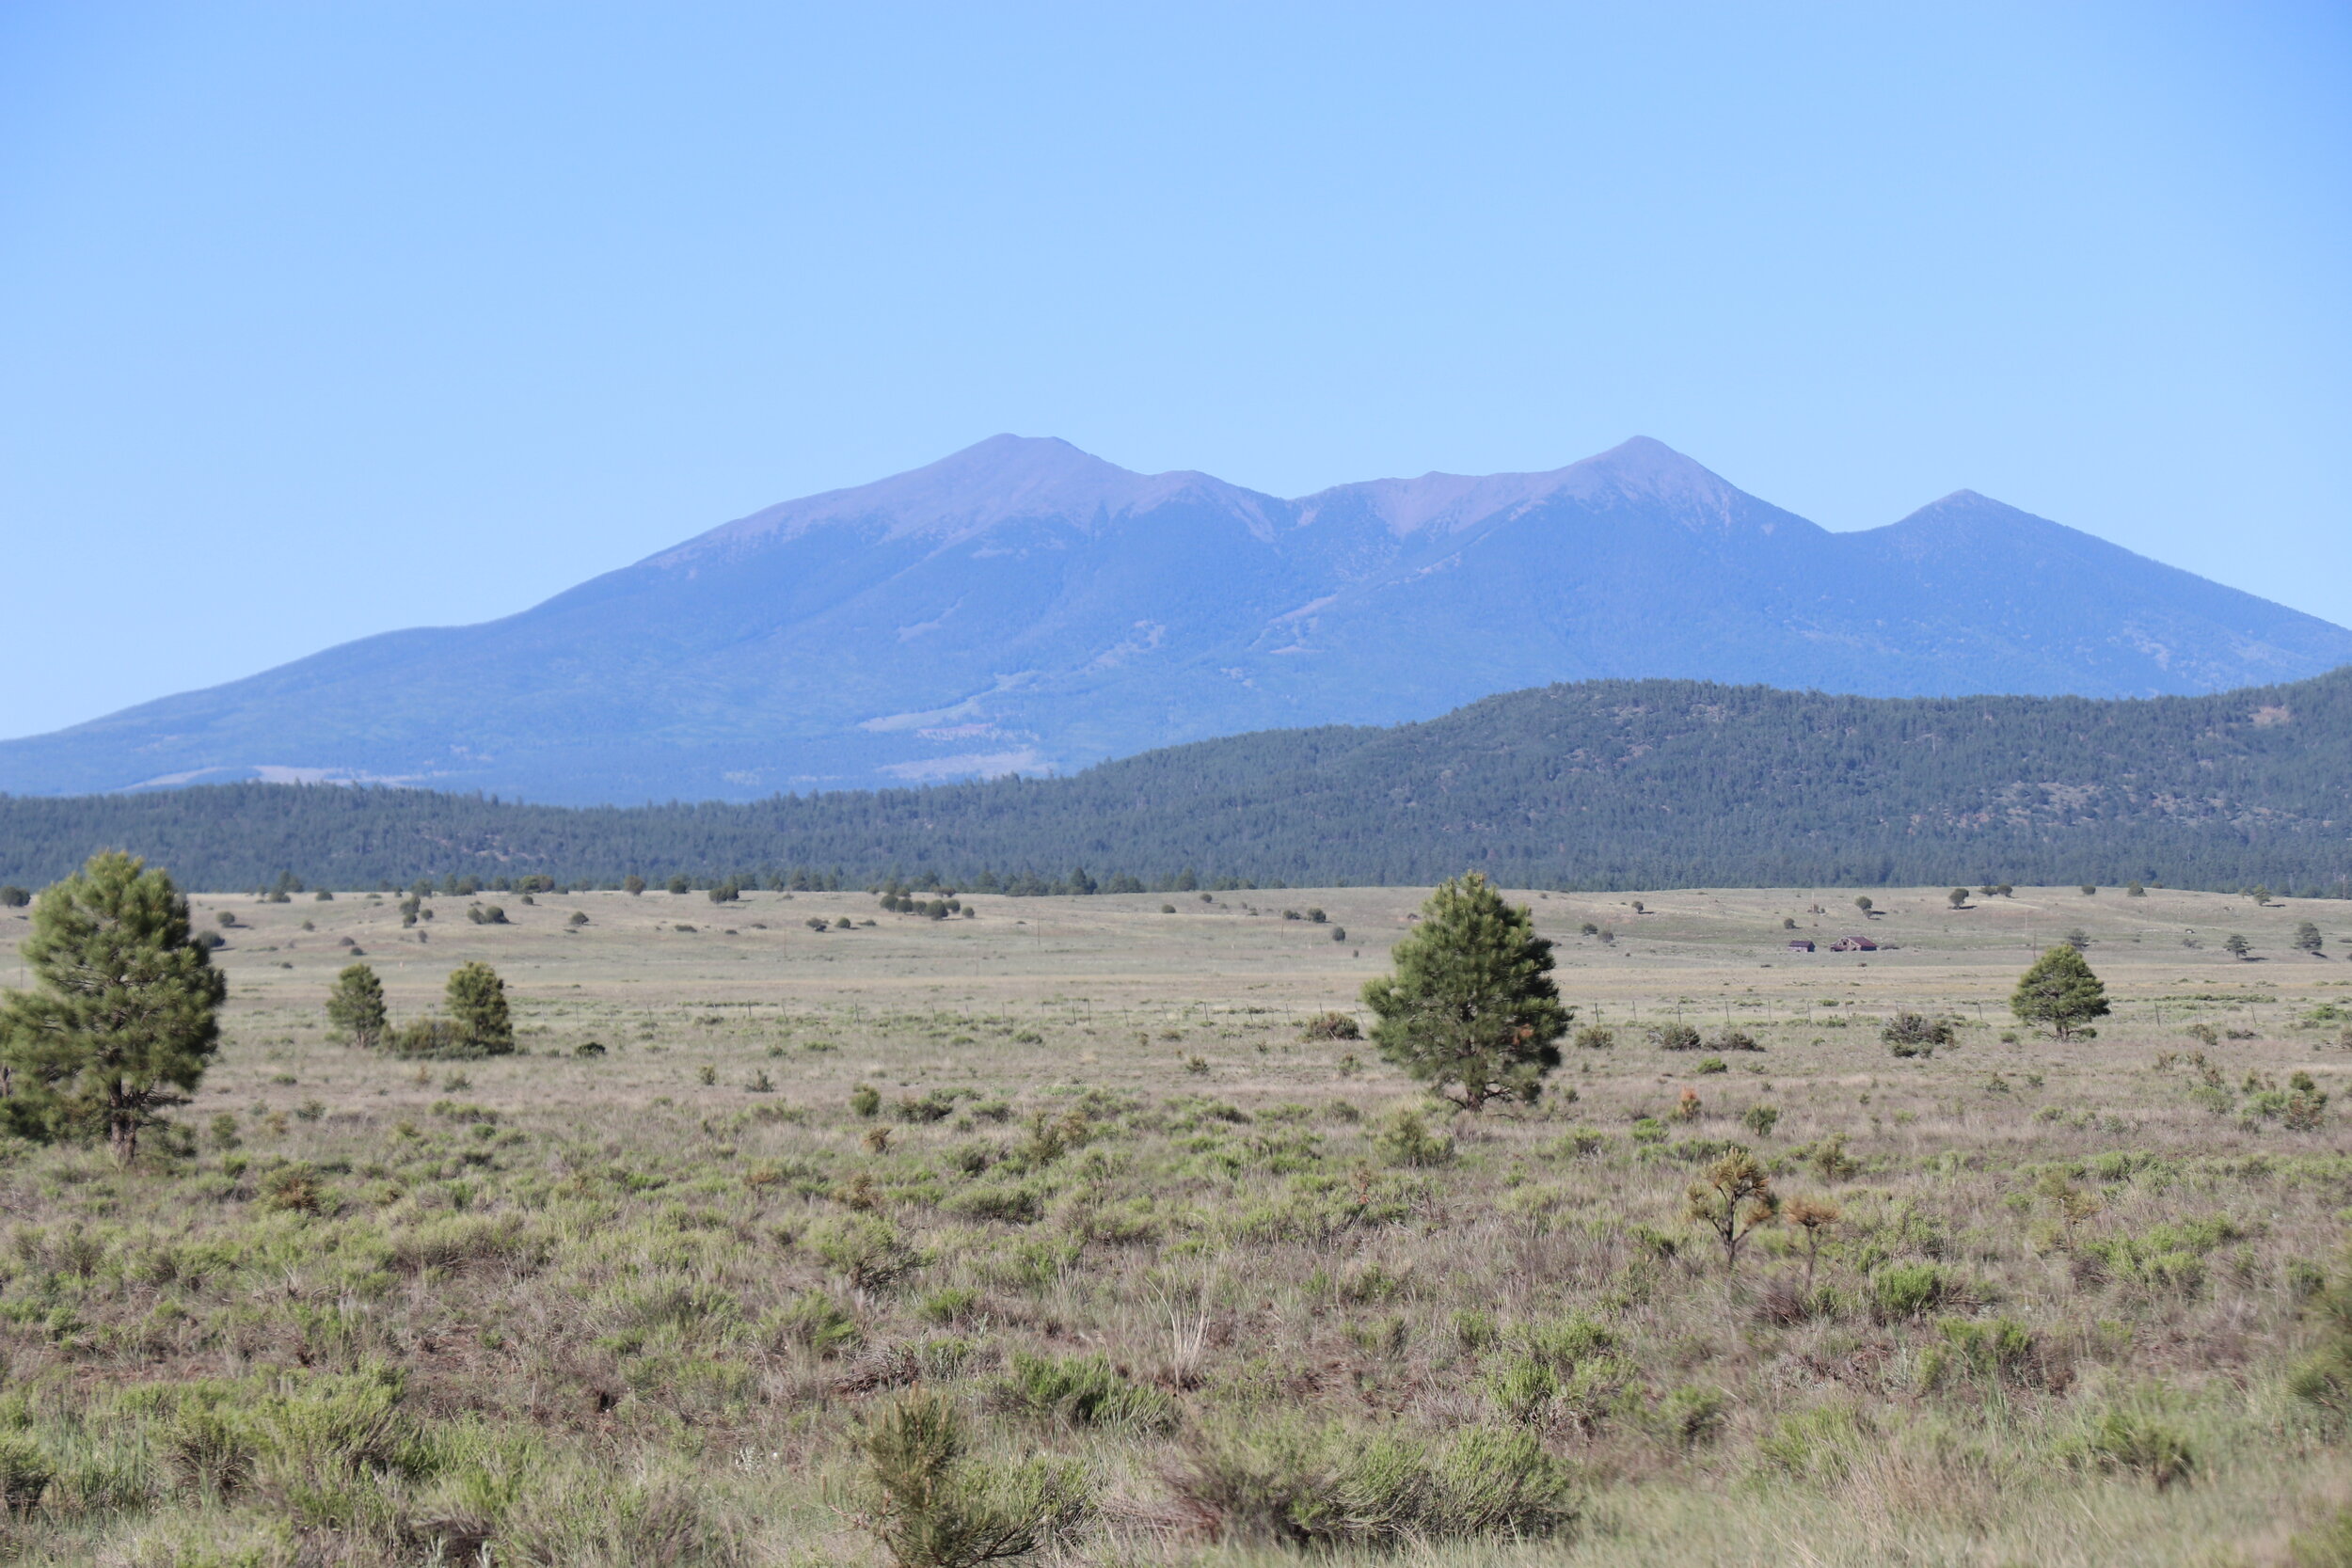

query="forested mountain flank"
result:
[3,670,2348,894]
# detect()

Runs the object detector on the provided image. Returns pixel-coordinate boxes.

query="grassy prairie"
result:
[0,880,2346,1565]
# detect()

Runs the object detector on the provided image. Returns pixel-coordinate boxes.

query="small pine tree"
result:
[1360,872,1570,1112]
[624,875,645,895]
[2224,932,2253,960]
[325,963,388,1049]
[0,852,226,1161]
[1784,1196,1839,1291]
[1686,1149,1778,1272]
[2010,944,2110,1040]
[1947,888,1970,909]
[444,962,514,1055]
[855,1388,1074,1568]
[2296,922,2325,955]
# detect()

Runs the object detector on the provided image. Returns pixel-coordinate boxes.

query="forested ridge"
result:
[3,670,2348,895]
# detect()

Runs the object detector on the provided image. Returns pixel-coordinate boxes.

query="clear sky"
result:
[2,3,2347,740]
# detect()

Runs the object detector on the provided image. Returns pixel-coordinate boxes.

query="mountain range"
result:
[5,436,2348,804]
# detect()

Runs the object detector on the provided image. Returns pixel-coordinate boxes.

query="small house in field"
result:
[1787,938,1816,952]
[1829,935,1878,952]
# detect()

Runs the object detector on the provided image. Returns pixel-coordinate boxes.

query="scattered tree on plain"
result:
[2225,933,2253,960]
[445,962,514,1055]
[2010,944,2110,1040]
[1360,872,1570,1112]
[325,963,387,1049]
[0,852,225,1162]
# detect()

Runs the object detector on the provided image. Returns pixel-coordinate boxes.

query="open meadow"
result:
[1,879,2348,1566]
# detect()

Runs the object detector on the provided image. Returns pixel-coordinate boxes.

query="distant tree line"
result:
[2,670,2349,895]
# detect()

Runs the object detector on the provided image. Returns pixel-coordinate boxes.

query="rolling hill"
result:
[2,436,2347,804]
[3,668,2348,894]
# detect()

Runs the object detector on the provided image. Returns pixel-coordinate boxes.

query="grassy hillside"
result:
[3,669,2349,893]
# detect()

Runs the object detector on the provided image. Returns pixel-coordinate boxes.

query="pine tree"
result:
[325,963,388,1049]
[1360,872,1570,1111]
[2010,944,2110,1040]
[445,962,514,1055]
[1686,1149,1779,1273]
[0,852,226,1162]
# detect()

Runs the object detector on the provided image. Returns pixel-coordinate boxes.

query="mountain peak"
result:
[659,435,1283,559]
[1300,436,1810,538]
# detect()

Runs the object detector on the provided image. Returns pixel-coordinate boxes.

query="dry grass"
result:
[0,879,2344,1564]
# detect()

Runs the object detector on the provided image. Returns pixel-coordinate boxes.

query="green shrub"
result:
[1883,1011,1956,1057]
[2073,1408,2195,1490]
[0,1433,51,1515]
[1372,1107,1455,1167]
[1871,1262,1956,1322]
[388,1019,466,1058]
[1484,1314,1628,1427]
[811,1215,915,1291]
[1756,1403,1873,1482]
[1932,1316,2055,1387]
[919,1287,980,1326]
[2290,1259,2352,1419]
[856,1389,1087,1568]
[164,1408,256,1498]
[993,1352,1176,1432]
[1168,1416,1578,1546]
[771,1291,863,1357]
[1657,1385,1727,1448]
[946,1183,1043,1225]
[850,1085,883,1117]
[258,1162,329,1215]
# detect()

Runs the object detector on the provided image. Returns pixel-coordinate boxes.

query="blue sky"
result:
[2,2,2347,740]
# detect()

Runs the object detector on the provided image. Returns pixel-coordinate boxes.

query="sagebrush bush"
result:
[0,1433,52,1515]
[1872,1262,1957,1322]
[2071,1408,2196,1490]
[1168,1415,1578,1547]
[1372,1107,1455,1167]
[992,1352,1176,1432]
[1884,1011,1957,1057]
